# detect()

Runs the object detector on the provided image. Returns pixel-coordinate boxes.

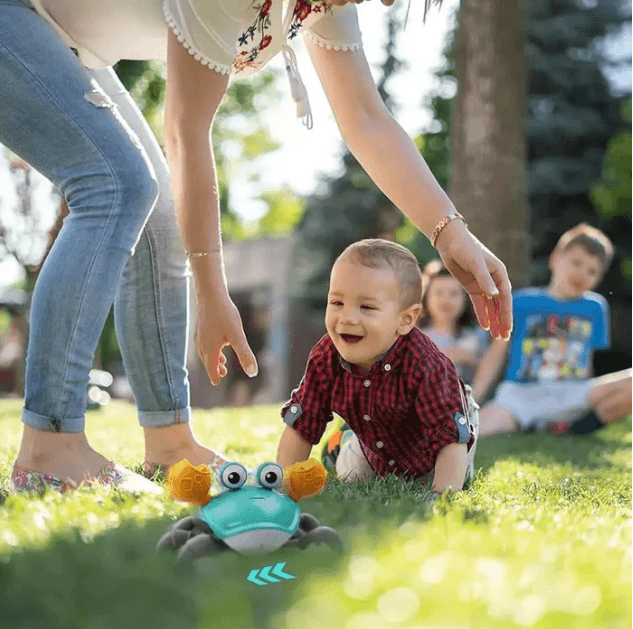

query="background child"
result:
[473,223,632,437]
[419,260,490,389]
[276,239,478,494]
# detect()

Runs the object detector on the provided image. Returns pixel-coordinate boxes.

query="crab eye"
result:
[257,462,283,489]
[219,463,247,490]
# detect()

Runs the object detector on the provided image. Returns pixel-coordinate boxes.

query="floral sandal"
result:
[10,461,163,496]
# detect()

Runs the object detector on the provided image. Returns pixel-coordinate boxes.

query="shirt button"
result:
[363,414,371,421]
[388,460,395,466]
[376,441,384,448]
[290,405,298,413]
[458,416,467,425]
[384,364,391,371]
[363,380,371,387]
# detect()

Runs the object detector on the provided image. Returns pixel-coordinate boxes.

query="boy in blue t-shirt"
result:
[473,223,631,436]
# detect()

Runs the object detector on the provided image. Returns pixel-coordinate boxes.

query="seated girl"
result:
[419,260,490,392]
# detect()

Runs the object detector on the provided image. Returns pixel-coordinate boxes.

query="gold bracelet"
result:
[430,212,467,248]
[186,249,221,259]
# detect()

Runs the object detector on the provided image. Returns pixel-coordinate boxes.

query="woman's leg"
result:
[0,1,158,483]
[88,68,227,472]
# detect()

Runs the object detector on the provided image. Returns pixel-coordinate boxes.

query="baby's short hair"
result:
[553,223,614,271]
[336,239,423,308]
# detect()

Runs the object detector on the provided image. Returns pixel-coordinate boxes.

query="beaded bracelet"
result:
[430,211,467,248]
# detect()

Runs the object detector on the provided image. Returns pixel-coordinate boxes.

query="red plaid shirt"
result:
[281,327,475,478]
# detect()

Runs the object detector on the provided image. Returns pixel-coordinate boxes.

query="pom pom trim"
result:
[163,2,233,75]
[303,31,363,52]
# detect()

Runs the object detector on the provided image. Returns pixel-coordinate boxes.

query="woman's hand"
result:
[435,220,512,341]
[195,291,258,386]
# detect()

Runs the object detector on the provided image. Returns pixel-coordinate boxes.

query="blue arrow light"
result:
[247,569,267,586]
[246,562,296,585]
[271,562,295,580]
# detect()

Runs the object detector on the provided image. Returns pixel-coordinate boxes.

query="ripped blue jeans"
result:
[0,0,191,431]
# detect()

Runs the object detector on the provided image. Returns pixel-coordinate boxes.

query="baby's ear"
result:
[398,303,422,333]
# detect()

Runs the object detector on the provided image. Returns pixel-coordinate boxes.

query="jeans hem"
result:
[138,407,191,428]
[22,407,84,433]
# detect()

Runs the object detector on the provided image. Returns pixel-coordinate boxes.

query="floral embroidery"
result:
[289,0,329,41]
[233,0,331,74]
[234,1,274,73]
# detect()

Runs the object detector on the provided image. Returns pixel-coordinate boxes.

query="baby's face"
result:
[326,259,406,369]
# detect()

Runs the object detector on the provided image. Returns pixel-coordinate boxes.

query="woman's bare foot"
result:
[14,425,111,484]
[143,423,228,474]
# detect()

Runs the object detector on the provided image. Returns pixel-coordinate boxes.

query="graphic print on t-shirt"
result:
[518,313,594,382]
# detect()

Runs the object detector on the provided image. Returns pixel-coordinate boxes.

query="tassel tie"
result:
[282,43,313,130]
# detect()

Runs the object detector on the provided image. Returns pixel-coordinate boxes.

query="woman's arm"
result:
[165,32,257,384]
[432,442,468,493]
[307,42,512,341]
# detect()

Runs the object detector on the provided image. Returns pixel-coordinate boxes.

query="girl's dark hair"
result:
[418,259,476,334]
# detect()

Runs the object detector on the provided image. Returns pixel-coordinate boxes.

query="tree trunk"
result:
[451,0,531,288]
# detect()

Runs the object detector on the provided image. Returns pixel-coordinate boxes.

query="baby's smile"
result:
[340,333,364,344]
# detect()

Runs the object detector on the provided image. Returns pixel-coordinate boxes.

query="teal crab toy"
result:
[157,459,343,560]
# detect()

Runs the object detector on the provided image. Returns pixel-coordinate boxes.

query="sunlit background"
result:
[1,0,630,289]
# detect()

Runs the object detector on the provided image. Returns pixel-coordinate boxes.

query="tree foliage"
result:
[410,0,631,300]
[525,0,630,298]
[590,98,632,220]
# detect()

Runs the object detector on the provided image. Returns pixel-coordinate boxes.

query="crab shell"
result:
[197,486,301,553]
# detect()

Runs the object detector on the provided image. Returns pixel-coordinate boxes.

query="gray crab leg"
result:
[303,526,344,552]
[299,513,320,531]
[157,516,215,552]
[157,528,193,551]
[170,516,213,535]
[177,534,227,561]
[283,525,344,552]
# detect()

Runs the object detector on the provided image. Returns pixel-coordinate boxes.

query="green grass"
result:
[0,398,630,629]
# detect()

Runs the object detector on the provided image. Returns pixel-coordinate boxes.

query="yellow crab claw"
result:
[285,458,327,502]
[166,459,212,506]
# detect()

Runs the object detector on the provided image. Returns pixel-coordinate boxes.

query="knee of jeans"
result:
[117,157,159,222]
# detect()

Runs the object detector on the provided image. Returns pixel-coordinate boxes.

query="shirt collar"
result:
[337,333,408,375]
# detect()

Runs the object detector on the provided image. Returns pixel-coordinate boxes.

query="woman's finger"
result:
[485,296,502,340]
[488,264,513,339]
[229,328,258,378]
[470,254,499,299]
[469,293,490,331]
[206,342,227,386]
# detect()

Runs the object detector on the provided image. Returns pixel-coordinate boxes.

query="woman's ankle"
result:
[15,426,110,480]
[143,424,227,470]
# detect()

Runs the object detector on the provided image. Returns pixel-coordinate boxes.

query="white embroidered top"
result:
[31,0,363,127]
